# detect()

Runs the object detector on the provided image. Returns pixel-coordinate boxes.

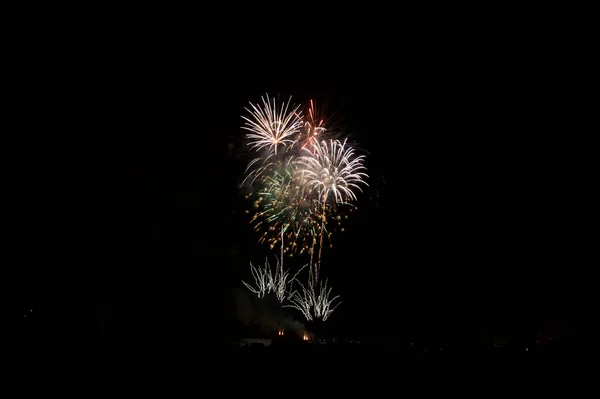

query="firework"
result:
[242,256,307,304]
[295,137,368,277]
[286,279,313,321]
[286,272,341,322]
[241,94,303,156]
[295,99,328,150]
[296,138,368,204]
[241,259,271,298]
[242,98,367,259]
[311,279,341,321]
[273,260,307,304]
[249,158,320,255]
[241,95,310,249]
[239,95,367,325]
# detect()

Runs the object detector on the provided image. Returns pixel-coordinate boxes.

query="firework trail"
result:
[286,270,341,322]
[296,138,368,279]
[242,259,272,299]
[295,99,327,150]
[242,256,307,304]
[311,279,341,321]
[286,279,313,321]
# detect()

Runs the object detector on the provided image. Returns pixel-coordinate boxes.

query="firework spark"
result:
[297,138,368,204]
[241,259,272,298]
[242,257,307,304]
[295,99,328,150]
[239,95,368,325]
[286,272,341,322]
[244,130,368,258]
[241,94,303,156]
[311,279,341,321]
[286,280,313,321]
[295,137,368,277]
[249,158,320,255]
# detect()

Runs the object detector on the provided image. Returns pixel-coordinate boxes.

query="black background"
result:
[6,5,597,351]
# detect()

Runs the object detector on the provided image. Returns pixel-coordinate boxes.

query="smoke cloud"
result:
[232,288,305,336]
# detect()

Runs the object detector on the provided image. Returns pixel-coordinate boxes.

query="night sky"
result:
[9,9,596,345]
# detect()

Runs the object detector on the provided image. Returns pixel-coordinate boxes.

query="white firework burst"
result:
[242,257,307,304]
[241,94,303,156]
[286,273,341,322]
[296,138,368,204]
[241,259,272,298]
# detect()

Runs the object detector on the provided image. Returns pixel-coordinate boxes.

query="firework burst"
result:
[242,256,307,304]
[286,272,341,322]
[238,94,369,325]
[242,96,368,258]
[295,99,328,150]
[295,137,368,277]
[250,158,320,255]
[241,259,272,299]
[241,94,303,156]
[296,138,368,204]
